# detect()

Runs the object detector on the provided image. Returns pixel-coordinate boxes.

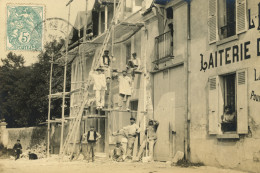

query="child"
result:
[112,141,124,162]
[13,139,22,160]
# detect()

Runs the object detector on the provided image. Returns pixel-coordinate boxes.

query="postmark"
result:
[6,5,44,51]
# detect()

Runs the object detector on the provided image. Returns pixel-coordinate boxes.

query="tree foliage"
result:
[0,39,71,127]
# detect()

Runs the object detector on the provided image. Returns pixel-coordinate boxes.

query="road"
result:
[0,157,248,173]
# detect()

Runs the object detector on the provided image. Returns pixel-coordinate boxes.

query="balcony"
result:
[153,31,174,68]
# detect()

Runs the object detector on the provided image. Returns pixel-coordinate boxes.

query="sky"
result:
[0,0,87,66]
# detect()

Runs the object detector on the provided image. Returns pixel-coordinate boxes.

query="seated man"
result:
[112,141,124,162]
[127,52,141,77]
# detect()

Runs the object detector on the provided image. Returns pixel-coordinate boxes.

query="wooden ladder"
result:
[59,0,123,159]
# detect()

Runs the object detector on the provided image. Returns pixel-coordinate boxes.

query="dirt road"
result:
[0,157,248,173]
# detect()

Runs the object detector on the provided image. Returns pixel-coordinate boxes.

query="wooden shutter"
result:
[236,69,248,134]
[208,0,218,44]
[208,76,219,134]
[236,0,247,34]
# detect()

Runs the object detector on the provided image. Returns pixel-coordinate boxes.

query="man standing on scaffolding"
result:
[117,70,132,111]
[100,50,111,80]
[89,67,107,110]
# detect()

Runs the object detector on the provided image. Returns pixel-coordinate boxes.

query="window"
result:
[208,0,247,43]
[208,69,248,135]
[221,74,236,132]
[219,0,236,39]
[125,42,131,64]
[125,0,133,13]
[130,100,138,111]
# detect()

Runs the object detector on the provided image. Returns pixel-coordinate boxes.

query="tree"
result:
[0,39,71,127]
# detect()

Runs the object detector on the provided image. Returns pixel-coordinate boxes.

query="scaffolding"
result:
[46,0,148,160]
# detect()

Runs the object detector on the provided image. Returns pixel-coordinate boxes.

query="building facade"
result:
[67,0,260,172]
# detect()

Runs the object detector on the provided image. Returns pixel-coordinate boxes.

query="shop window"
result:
[208,0,247,44]
[208,69,248,135]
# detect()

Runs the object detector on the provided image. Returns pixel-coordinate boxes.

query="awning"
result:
[89,22,144,44]
[154,0,171,5]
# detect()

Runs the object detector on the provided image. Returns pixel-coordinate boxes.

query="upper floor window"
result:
[208,0,247,44]
[219,0,236,39]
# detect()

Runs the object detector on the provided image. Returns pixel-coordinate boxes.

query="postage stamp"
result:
[6,5,44,51]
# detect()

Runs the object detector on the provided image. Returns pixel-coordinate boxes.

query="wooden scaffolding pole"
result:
[60,3,71,154]
[47,53,54,158]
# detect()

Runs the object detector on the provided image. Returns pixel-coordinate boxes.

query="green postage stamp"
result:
[6,5,44,51]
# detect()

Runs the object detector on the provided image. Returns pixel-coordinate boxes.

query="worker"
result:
[112,141,124,162]
[89,67,107,110]
[13,139,22,160]
[117,70,132,111]
[128,52,141,77]
[115,117,140,160]
[134,119,159,162]
[83,125,101,162]
[100,50,111,79]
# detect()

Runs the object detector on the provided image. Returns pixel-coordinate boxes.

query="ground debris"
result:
[173,158,204,167]
[20,143,47,160]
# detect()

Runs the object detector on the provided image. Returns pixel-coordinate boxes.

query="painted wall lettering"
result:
[254,69,260,81]
[257,38,260,56]
[248,3,260,30]
[250,90,260,102]
[200,38,260,72]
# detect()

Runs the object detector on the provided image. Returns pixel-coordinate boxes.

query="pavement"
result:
[0,154,248,173]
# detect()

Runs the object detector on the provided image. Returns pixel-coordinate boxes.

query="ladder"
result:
[59,0,123,159]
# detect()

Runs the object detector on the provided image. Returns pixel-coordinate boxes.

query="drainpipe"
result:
[186,0,191,161]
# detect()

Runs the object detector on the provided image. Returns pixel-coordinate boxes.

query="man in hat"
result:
[118,70,132,111]
[89,67,107,109]
[83,125,101,162]
[112,141,124,162]
[13,139,22,160]
[101,50,111,79]
[135,119,159,162]
[128,52,141,77]
[115,117,140,160]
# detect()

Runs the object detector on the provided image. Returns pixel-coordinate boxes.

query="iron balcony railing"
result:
[155,31,173,62]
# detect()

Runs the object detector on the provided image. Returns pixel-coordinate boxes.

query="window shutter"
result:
[236,0,247,34]
[208,0,218,44]
[208,76,219,134]
[236,69,248,134]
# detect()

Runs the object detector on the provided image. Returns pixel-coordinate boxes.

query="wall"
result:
[189,0,260,172]
[0,126,47,150]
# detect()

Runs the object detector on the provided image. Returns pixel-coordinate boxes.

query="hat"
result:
[130,117,136,121]
[104,50,109,53]
[112,69,118,72]
[17,139,20,141]
[132,52,137,56]
[96,67,104,71]
[116,141,121,144]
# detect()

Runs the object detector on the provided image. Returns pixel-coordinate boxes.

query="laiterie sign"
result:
[200,3,260,72]
[200,38,260,72]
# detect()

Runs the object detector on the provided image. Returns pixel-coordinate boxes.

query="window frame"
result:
[208,69,248,136]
